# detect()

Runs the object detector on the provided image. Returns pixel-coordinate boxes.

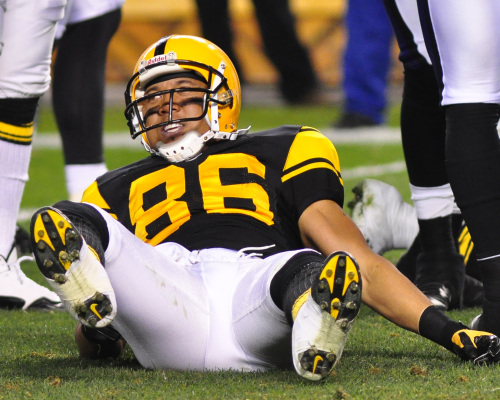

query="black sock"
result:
[270,251,324,325]
[396,233,421,281]
[418,216,457,255]
[479,258,500,303]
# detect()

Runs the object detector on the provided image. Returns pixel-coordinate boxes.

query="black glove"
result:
[451,329,500,365]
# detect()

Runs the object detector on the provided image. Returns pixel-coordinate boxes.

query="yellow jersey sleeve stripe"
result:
[0,121,33,144]
[282,126,341,180]
[282,161,343,184]
[284,127,341,170]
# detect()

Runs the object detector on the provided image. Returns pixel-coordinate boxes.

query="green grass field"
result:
[2,103,499,399]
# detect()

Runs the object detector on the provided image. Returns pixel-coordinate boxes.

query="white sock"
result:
[0,140,32,257]
[65,163,107,202]
[410,183,455,220]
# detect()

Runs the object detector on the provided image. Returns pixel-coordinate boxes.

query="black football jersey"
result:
[82,125,344,254]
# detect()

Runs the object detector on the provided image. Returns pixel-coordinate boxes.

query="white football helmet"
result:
[124,35,246,162]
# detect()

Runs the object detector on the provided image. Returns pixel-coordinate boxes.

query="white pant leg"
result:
[232,249,318,371]
[0,0,67,98]
[87,205,314,372]
[0,1,6,55]
[196,247,313,371]
[428,0,500,105]
[395,0,431,64]
[89,206,210,370]
[55,0,124,39]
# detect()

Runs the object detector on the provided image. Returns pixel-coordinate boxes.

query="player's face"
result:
[141,77,210,150]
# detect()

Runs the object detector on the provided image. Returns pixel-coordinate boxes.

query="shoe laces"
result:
[236,244,275,258]
[0,254,34,285]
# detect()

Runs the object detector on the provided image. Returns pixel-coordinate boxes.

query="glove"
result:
[451,329,500,365]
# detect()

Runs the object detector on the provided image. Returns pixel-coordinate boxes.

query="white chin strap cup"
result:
[156,130,207,162]
[143,127,249,163]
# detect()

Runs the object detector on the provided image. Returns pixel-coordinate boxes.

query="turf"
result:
[3,103,500,399]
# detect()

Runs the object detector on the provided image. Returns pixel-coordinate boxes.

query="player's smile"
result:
[141,77,210,150]
[159,123,184,143]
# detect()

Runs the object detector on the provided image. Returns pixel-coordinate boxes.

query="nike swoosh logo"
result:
[312,355,324,373]
[90,303,102,319]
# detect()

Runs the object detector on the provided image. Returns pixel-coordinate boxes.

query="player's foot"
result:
[471,314,483,331]
[0,246,62,310]
[414,252,465,311]
[348,179,418,254]
[470,299,500,337]
[419,282,452,311]
[292,251,362,381]
[30,206,116,328]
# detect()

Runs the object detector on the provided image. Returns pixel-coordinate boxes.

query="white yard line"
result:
[21,127,404,222]
[18,127,406,221]
[33,127,402,148]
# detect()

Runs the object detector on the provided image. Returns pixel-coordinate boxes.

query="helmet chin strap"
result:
[143,127,249,163]
[155,130,208,163]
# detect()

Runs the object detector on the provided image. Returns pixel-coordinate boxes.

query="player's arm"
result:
[298,199,500,363]
[75,323,126,359]
[298,199,430,331]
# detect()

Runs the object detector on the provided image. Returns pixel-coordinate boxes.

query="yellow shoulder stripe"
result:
[282,127,342,183]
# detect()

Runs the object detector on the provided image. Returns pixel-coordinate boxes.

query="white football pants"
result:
[90,204,314,372]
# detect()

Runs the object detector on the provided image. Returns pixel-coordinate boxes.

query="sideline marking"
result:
[22,128,404,222]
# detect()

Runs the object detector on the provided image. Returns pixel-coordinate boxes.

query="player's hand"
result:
[451,329,500,365]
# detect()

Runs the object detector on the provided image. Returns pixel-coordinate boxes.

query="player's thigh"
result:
[427,0,500,104]
[65,0,124,24]
[391,0,431,64]
[0,0,67,98]
[99,209,208,320]
[232,250,308,369]
[100,216,210,369]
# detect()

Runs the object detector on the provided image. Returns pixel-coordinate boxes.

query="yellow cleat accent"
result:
[291,289,311,322]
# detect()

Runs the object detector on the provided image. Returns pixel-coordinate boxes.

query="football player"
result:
[29,35,500,380]
[380,0,465,312]
[415,0,500,338]
[53,0,124,202]
[348,178,483,308]
[0,0,64,309]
